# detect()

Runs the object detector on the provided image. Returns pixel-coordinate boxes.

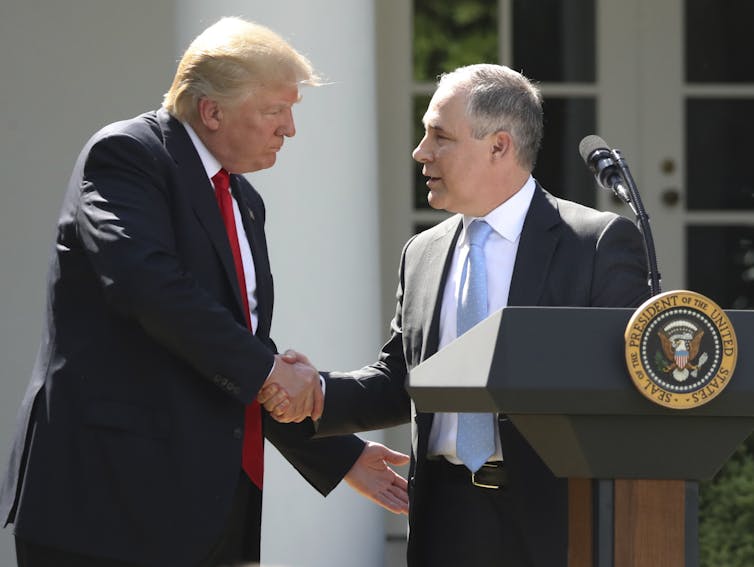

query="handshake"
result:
[257,350,322,423]
[258,350,411,516]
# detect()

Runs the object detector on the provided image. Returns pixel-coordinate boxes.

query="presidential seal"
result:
[625,290,738,409]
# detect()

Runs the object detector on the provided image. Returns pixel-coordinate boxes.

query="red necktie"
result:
[212,168,264,490]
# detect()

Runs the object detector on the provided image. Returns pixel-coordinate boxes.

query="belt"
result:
[426,458,508,489]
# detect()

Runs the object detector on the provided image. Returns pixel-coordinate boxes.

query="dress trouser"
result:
[15,540,141,567]
[198,472,262,567]
[15,472,261,567]
[410,459,534,567]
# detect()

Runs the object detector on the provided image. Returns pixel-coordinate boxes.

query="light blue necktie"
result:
[456,220,496,473]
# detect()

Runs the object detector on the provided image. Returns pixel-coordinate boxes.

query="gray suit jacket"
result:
[319,183,650,566]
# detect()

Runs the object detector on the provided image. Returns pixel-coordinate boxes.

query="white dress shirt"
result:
[183,122,259,331]
[427,176,536,463]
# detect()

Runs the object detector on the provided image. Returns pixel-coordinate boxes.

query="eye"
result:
[430,128,450,142]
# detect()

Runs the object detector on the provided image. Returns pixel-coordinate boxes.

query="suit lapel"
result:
[158,109,248,320]
[414,189,560,462]
[231,179,273,339]
[507,184,562,306]
[420,218,463,357]
[413,218,463,457]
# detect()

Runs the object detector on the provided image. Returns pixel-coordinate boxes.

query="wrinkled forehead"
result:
[241,81,302,106]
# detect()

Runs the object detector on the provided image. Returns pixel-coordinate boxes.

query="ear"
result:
[197,97,223,132]
[491,131,512,159]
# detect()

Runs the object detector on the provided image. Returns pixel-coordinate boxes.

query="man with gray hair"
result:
[264,63,650,565]
[1,17,407,567]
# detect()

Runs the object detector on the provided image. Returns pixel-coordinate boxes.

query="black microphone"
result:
[579,134,662,295]
[578,135,631,203]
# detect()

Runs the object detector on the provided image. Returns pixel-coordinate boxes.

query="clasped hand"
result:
[258,350,321,422]
[260,351,411,515]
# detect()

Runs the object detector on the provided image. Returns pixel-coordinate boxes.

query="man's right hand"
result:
[259,354,323,423]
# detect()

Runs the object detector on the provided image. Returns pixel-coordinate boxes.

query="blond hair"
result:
[163,17,319,122]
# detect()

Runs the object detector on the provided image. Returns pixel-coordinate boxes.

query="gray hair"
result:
[438,64,543,170]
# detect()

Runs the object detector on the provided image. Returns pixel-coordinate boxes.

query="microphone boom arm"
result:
[611,149,662,296]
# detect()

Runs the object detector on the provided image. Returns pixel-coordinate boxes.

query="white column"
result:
[176,3,384,566]
[0,2,383,564]
[0,1,175,564]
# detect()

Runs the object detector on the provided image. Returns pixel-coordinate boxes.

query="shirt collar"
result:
[460,175,536,244]
[183,121,223,181]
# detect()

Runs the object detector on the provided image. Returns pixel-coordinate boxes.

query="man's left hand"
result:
[344,441,410,515]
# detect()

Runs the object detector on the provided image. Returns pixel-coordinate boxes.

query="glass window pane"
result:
[686,0,754,83]
[413,0,498,82]
[512,0,595,83]
[535,97,596,207]
[687,226,754,309]
[686,99,754,210]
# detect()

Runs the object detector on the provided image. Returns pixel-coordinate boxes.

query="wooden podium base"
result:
[569,479,594,567]
[569,479,686,567]
[614,480,685,567]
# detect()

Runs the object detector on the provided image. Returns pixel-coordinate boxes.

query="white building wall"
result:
[0,1,386,566]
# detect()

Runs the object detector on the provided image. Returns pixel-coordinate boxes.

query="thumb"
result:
[282,349,312,365]
[281,349,299,361]
[381,448,410,466]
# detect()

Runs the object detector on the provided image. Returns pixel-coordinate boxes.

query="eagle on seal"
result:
[659,328,704,381]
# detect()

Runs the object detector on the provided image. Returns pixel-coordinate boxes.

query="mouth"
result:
[423,168,441,186]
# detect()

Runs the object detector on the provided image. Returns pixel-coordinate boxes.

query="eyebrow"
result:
[265,99,298,111]
[267,92,302,106]
[425,123,450,136]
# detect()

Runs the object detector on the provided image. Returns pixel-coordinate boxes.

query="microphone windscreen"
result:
[578,135,608,162]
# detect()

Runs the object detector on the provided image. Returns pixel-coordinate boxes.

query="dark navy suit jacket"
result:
[0,108,363,567]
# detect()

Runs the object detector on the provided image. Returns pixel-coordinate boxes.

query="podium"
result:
[407,306,754,567]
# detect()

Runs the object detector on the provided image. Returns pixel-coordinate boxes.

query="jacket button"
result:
[233,427,243,439]
[409,476,416,487]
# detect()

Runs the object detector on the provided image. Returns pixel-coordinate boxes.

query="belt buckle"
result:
[471,463,501,490]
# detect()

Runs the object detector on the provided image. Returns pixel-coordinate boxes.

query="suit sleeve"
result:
[265,419,366,496]
[316,240,414,436]
[591,215,652,307]
[75,133,273,404]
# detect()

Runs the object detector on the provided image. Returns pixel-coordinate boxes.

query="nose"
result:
[277,108,296,138]
[412,134,431,163]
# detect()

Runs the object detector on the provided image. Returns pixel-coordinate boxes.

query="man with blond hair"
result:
[0,17,408,567]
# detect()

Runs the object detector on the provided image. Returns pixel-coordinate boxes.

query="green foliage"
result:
[654,350,670,373]
[700,436,754,567]
[413,0,498,81]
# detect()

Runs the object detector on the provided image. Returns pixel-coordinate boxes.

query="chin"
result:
[427,192,448,212]
[252,157,277,172]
